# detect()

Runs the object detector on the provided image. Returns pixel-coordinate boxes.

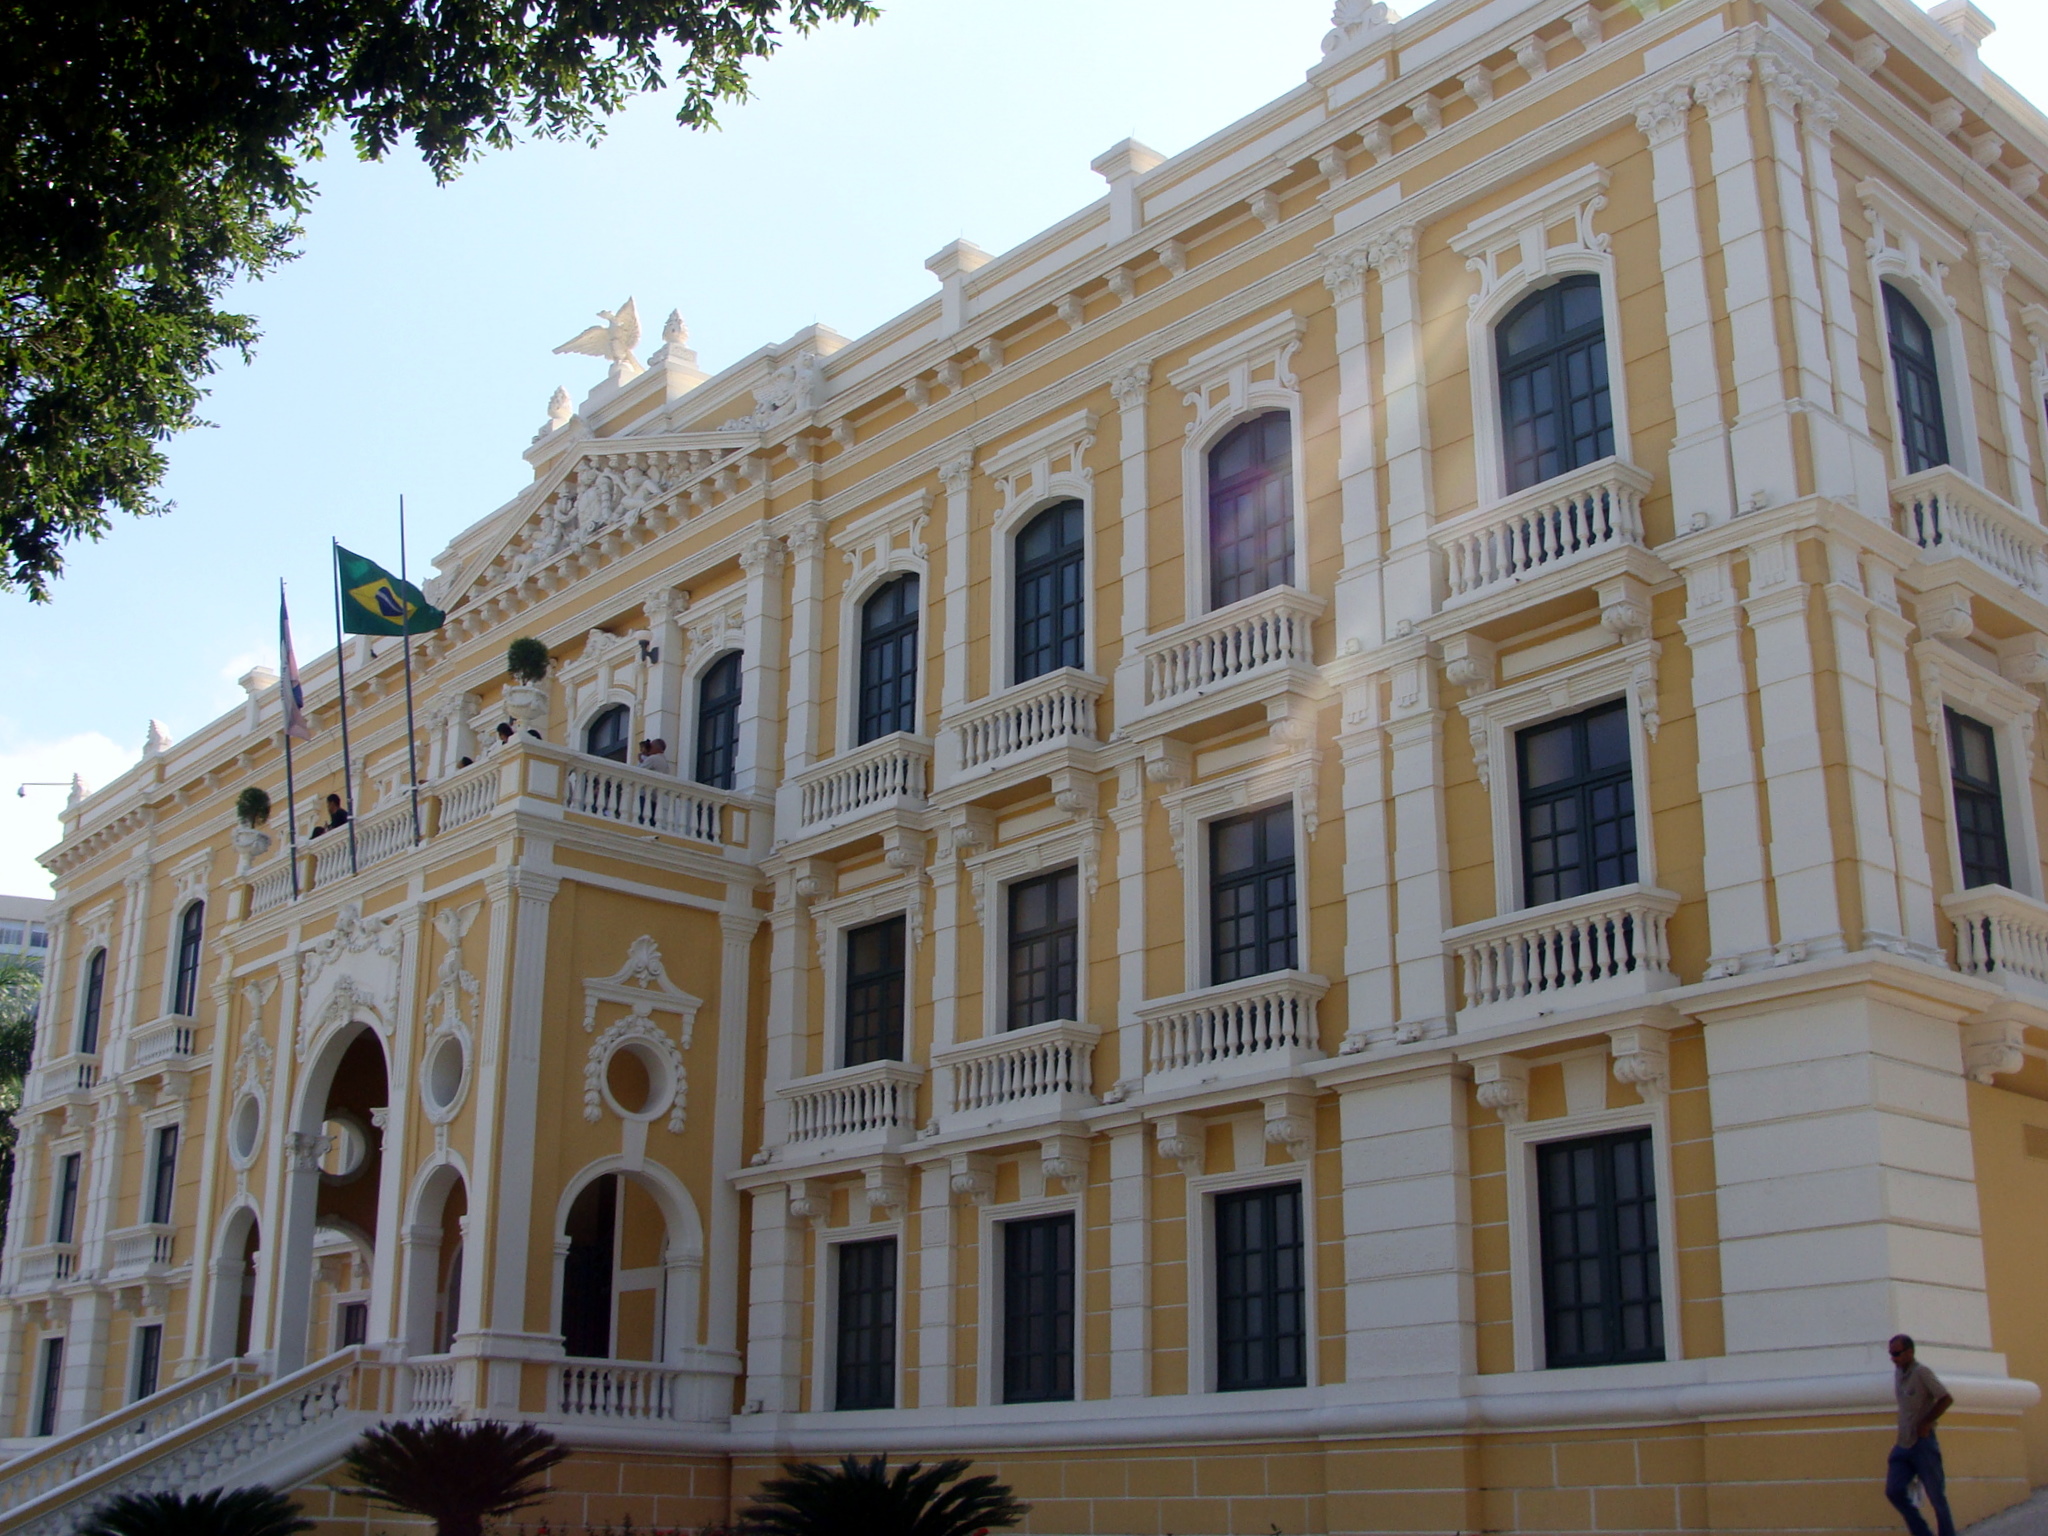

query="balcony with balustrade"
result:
[15,1243,79,1290]
[1892,466,2048,600]
[127,1015,201,1074]
[106,1224,177,1281]
[1116,585,1326,746]
[771,1059,925,1166]
[27,1055,98,1108]
[931,1018,1101,1136]
[1447,883,1681,1034]
[934,670,1106,802]
[1944,884,2048,1008]
[1133,971,1328,1098]
[776,734,932,857]
[237,741,758,924]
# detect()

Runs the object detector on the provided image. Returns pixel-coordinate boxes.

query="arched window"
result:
[584,704,631,763]
[857,575,920,745]
[78,948,106,1055]
[695,652,743,790]
[1014,500,1086,683]
[1885,283,1950,476]
[1497,274,1614,494]
[1208,411,1294,610]
[171,902,205,1017]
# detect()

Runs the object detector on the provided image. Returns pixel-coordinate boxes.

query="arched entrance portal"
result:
[399,1162,470,1357]
[274,1022,393,1371]
[205,1207,261,1363]
[554,1164,704,1365]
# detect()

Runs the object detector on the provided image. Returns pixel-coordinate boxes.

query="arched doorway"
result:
[400,1163,470,1357]
[275,1022,392,1371]
[206,1207,261,1363]
[554,1164,703,1364]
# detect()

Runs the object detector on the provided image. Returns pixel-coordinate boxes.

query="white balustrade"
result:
[562,760,725,844]
[1435,458,1652,605]
[949,671,1104,771]
[794,736,931,830]
[130,1016,199,1068]
[310,803,415,885]
[404,1356,459,1414]
[433,765,499,832]
[778,1061,924,1150]
[5,1351,364,1536]
[1944,885,2048,1004]
[937,1020,1100,1130]
[1138,587,1323,708]
[1451,884,1680,1025]
[1136,972,1329,1085]
[1894,467,2048,595]
[0,1360,255,1516]
[31,1056,97,1102]
[108,1223,176,1275]
[554,1362,681,1422]
[17,1242,78,1287]
[249,861,296,915]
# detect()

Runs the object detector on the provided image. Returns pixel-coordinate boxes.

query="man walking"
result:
[1886,1334,1956,1536]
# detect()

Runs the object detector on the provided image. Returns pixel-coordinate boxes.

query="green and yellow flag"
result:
[335,545,444,637]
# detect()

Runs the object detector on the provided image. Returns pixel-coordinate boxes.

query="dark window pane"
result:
[54,1153,80,1245]
[695,651,743,789]
[1215,1185,1306,1391]
[835,1238,897,1410]
[1948,709,2011,889]
[560,1175,618,1359]
[149,1125,179,1225]
[1207,411,1294,610]
[172,902,204,1017]
[133,1324,162,1401]
[844,917,907,1065]
[585,704,631,763]
[1002,1215,1075,1403]
[1210,804,1298,985]
[858,575,921,744]
[1537,1128,1663,1369]
[79,949,106,1056]
[1885,284,1950,475]
[1008,868,1080,1029]
[36,1337,63,1436]
[1517,700,1635,907]
[1497,275,1615,494]
[1014,500,1087,683]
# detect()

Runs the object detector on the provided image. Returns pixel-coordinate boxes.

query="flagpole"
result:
[331,538,360,877]
[398,496,423,846]
[280,581,302,900]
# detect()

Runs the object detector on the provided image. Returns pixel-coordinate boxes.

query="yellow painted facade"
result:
[5,0,2048,1531]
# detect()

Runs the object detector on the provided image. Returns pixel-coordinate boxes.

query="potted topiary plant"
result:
[504,637,551,735]
[232,786,273,868]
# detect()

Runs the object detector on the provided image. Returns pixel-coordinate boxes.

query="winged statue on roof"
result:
[554,299,644,384]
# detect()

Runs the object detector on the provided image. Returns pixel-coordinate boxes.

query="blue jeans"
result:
[1886,1434,1955,1536]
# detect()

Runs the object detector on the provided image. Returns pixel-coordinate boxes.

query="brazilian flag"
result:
[336,545,445,636]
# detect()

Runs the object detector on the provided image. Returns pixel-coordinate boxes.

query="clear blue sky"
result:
[0,0,2041,894]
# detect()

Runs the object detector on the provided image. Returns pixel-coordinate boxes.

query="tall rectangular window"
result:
[1208,412,1294,610]
[1885,282,1950,475]
[843,918,907,1067]
[171,901,205,1017]
[1002,1214,1075,1403]
[35,1337,64,1436]
[338,1300,369,1348]
[1497,275,1614,494]
[1537,1128,1664,1369]
[132,1324,163,1401]
[1210,804,1297,985]
[78,949,106,1056]
[148,1126,180,1226]
[53,1152,81,1245]
[1518,699,1636,907]
[1014,500,1086,682]
[1007,868,1078,1030]
[857,574,920,744]
[694,651,743,790]
[834,1238,897,1410]
[1947,709,2011,890]
[1215,1184,1306,1392]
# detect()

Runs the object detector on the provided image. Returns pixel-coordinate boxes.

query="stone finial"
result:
[662,310,689,347]
[546,386,573,431]
[143,720,172,757]
[67,774,86,808]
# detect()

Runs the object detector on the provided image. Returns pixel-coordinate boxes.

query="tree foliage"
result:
[0,954,40,1244]
[78,1486,314,1536]
[738,1455,1029,1536]
[0,0,877,599]
[341,1418,570,1536]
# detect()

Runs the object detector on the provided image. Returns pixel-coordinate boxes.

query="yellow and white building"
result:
[5,0,2048,1529]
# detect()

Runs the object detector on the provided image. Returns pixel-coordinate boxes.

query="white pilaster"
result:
[742,1184,806,1411]
[735,534,789,801]
[938,454,974,712]
[1387,651,1452,1031]
[1105,1123,1150,1398]
[915,1161,954,1407]
[1974,231,2039,517]
[1338,678,1394,1041]
[1323,241,1384,647]
[1373,228,1435,635]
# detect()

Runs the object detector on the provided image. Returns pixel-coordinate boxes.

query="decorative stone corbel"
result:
[282,1131,333,1172]
[949,1152,996,1204]
[1154,1114,1204,1176]
[1598,574,1653,644]
[1472,1056,1529,1126]
[863,1164,908,1218]
[1157,239,1188,279]
[1050,769,1100,821]
[1439,634,1497,695]
[1143,739,1192,792]
[881,828,928,874]
[785,1178,827,1224]
[1262,1093,1315,1161]
[1997,635,2048,688]
[789,858,836,907]
[1917,585,1975,641]
[1250,189,1282,231]
[1608,1023,1671,1103]
[1963,1016,2026,1085]
[1039,1134,1089,1193]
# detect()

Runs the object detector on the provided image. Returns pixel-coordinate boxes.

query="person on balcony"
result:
[308,793,350,839]
[638,738,672,773]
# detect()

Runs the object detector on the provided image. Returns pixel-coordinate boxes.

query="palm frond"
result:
[738,1454,1027,1536]
[77,1486,314,1536]
[341,1419,568,1536]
